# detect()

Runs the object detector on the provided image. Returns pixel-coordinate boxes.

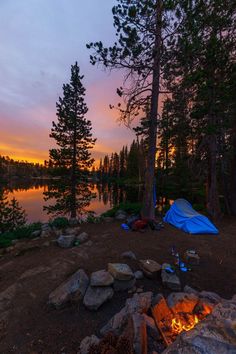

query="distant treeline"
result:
[0,155,48,180]
[96,139,146,182]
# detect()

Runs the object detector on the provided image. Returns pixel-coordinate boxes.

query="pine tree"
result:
[87,0,181,219]
[44,62,96,218]
[6,197,26,231]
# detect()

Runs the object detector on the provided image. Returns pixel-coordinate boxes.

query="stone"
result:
[167,292,199,314]
[143,314,160,340]
[161,263,181,291]
[79,335,100,354]
[183,285,200,296]
[76,232,89,244]
[11,239,19,245]
[42,241,50,247]
[57,234,75,248]
[101,292,153,335]
[31,230,41,238]
[103,217,114,223]
[139,259,162,279]
[115,210,127,220]
[64,227,77,235]
[134,271,144,280]
[90,270,114,287]
[41,230,52,238]
[113,278,136,292]
[185,251,200,265]
[200,291,222,304]
[132,313,147,354]
[48,269,89,308]
[136,288,143,293]
[83,286,114,311]
[84,240,93,247]
[108,263,134,280]
[41,223,50,230]
[121,251,137,260]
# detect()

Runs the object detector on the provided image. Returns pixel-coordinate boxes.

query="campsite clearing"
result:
[0,217,235,353]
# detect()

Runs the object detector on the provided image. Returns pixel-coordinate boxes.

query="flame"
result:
[171,315,199,335]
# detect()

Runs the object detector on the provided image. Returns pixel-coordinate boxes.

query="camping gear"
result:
[126,214,140,228]
[164,199,219,234]
[121,223,130,231]
[131,219,148,231]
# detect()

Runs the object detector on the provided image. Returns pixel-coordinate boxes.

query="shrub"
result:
[50,216,69,229]
[0,222,42,248]
[102,202,142,217]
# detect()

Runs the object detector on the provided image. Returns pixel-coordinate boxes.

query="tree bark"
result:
[206,134,221,219]
[141,0,162,220]
[229,119,236,215]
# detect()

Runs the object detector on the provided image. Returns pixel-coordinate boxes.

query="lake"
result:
[3,180,173,223]
[3,180,142,223]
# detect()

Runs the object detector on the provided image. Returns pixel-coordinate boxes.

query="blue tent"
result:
[164,199,219,234]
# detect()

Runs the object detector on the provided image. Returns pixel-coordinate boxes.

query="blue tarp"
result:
[164,199,219,234]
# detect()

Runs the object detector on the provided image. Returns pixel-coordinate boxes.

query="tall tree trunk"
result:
[229,119,236,215]
[141,0,162,220]
[206,134,221,219]
[71,119,77,219]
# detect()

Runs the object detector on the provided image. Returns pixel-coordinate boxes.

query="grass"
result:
[0,222,42,248]
[102,202,142,217]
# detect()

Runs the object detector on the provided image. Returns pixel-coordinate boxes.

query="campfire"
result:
[171,313,199,334]
[84,291,216,354]
[151,293,212,347]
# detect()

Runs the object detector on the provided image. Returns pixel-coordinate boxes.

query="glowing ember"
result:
[171,315,199,335]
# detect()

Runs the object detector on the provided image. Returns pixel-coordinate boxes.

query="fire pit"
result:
[79,289,236,354]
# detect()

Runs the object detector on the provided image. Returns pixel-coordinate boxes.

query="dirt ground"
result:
[0,217,236,354]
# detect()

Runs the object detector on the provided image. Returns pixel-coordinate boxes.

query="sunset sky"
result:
[0,0,135,165]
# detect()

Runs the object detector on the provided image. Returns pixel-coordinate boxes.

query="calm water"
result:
[4,180,142,223]
[3,180,173,223]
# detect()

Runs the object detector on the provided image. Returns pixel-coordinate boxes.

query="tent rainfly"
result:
[164,199,219,235]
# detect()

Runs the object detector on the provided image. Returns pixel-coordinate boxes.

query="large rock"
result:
[115,210,127,220]
[167,292,199,314]
[90,270,114,287]
[113,278,136,292]
[139,259,161,279]
[57,234,75,248]
[108,263,134,280]
[121,251,137,260]
[101,292,153,335]
[134,270,144,280]
[48,269,89,308]
[76,232,89,244]
[31,230,41,238]
[161,263,181,291]
[83,286,114,311]
[79,335,100,354]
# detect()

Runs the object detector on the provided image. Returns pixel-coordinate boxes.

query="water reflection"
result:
[2,180,174,223]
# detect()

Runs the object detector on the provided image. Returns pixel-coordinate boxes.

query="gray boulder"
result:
[76,232,89,244]
[90,270,114,287]
[121,251,137,260]
[161,263,181,291]
[101,291,153,335]
[113,278,136,292]
[48,269,89,308]
[79,335,100,354]
[108,263,134,280]
[134,270,144,280]
[31,230,41,238]
[57,234,75,248]
[83,286,114,311]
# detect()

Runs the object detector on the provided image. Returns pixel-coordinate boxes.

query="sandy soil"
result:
[0,217,236,354]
